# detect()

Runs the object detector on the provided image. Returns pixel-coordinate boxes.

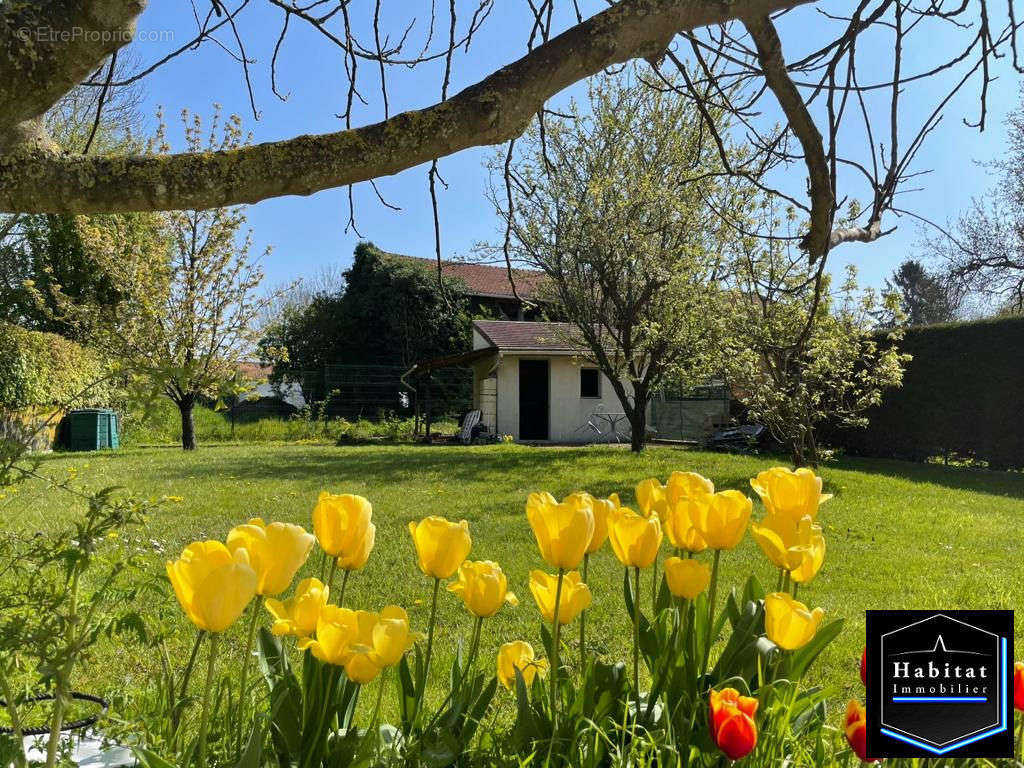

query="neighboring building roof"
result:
[386,253,546,300]
[474,320,584,352]
[237,361,272,380]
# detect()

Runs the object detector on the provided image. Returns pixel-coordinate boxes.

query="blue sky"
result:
[127,2,1021,293]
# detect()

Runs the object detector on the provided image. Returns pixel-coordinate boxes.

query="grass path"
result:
[4,442,1023,721]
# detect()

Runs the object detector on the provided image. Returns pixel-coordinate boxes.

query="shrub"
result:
[829,316,1024,468]
[0,323,111,410]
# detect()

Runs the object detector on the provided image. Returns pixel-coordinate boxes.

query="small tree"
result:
[725,206,908,466]
[490,72,731,452]
[68,111,274,450]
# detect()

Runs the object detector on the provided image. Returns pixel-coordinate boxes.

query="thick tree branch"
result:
[742,13,834,261]
[0,0,146,150]
[0,0,810,214]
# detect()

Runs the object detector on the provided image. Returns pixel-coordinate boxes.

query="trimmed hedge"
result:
[0,323,111,410]
[832,316,1024,468]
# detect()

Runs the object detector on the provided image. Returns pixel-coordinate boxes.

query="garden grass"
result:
[3,441,1024,726]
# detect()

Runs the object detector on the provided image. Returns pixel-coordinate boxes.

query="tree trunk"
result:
[178,397,197,451]
[628,383,649,454]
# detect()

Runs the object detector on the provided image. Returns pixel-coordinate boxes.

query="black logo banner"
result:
[865,610,1013,758]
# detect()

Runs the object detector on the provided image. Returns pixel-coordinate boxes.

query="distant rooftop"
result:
[473,320,583,352]
[386,253,546,300]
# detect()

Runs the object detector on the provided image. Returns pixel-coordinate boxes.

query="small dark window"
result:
[580,368,600,398]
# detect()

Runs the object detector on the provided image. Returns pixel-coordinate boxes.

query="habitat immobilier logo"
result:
[865,610,1013,758]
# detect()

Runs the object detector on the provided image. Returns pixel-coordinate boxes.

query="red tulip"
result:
[1014,661,1024,711]
[709,687,758,761]
[844,699,878,763]
[860,647,867,687]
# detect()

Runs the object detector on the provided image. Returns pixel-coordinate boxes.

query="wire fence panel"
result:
[296,363,471,422]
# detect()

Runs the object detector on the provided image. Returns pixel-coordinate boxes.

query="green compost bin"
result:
[68,408,120,451]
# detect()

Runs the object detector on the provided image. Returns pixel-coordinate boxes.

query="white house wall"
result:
[483,354,641,443]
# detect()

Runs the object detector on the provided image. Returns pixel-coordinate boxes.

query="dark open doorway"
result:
[518,359,549,440]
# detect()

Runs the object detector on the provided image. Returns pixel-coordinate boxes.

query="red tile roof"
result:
[387,253,546,299]
[474,320,584,351]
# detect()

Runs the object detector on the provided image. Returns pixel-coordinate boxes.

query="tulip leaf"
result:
[539,622,554,660]
[257,626,290,688]
[234,719,265,768]
[787,618,844,681]
[131,747,177,768]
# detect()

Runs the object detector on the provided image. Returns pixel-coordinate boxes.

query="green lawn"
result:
[5,441,1024,721]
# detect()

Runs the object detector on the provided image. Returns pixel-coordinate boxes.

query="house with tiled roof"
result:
[404,319,729,443]
[384,252,549,320]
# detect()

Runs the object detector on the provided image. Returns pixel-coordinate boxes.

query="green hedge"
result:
[831,316,1024,468]
[0,323,111,410]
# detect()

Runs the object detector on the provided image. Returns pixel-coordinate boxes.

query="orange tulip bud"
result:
[844,700,877,763]
[709,688,758,761]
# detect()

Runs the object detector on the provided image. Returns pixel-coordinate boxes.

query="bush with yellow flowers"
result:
[148,466,849,768]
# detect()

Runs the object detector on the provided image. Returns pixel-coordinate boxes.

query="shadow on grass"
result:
[45,442,1024,502]
[831,454,1024,500]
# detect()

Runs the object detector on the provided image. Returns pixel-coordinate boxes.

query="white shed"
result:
[465,320,641,443]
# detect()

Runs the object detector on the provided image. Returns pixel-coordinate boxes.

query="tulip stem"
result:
[327,559,339,601]
[702,550,722,679]
[792,582,799,600]
[550,568,565,722]
[633,566,641,705]
[370,668,387,731]
[416,577,442,724]
[651,554,657,615]
[236,596,263,753]
[338,569,351,608]
[197,633,220,768]
[579,554,589,671]
[170,630,205,743]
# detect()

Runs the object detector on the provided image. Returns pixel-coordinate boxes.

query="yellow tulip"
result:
[312,493,375,570]
[166,541,258,632]
[496,641,549,689]
[692,490,752,550]
[607,506,663,568]
[764,592,824,651]
[749,515,804,571]
[344,650,381,685]
[750,467,832,524]
[344,610,384,684]
[663,557,711,599]
[529,570,591,625]
[750,514,825,584]
[336,521,375,571]
[226,518,315,596]
[526,492,594,570]
[635,478,667,518]
[448,560,518,618]
[662,472,714,553]
[298,604,361,666]
[564,492,608,554]
[666,471,715,504]
[265,577,330,638]
[408,516,472,579]
[790,520,825,584]
[371,605,421,667]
